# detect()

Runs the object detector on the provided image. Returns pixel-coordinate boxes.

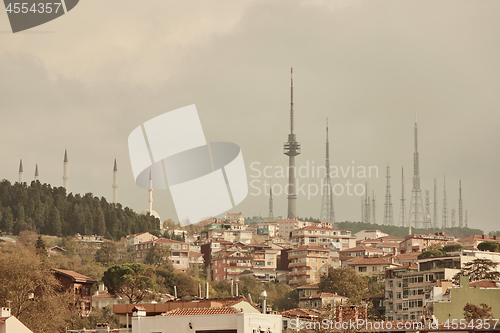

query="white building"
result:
[354,229,389,241]
[0,308,33,333]
[131,308,281,333]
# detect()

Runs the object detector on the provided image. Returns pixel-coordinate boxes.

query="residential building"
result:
[125,232,158,245]
[288,246,330,285]
[134,238,198,271]
[280,308,319,333]
[256,223,276,237]
[457,234,500,250]
[277,219,316,240]
[432,276,500,321]
[213,250,253,281]
[0,308,33,333]
[290,226,356,250]
[394,252,420,266]
[225,212,245,224]
[338,246,388,266]
[203,227,253,244]
[344,256,399,277]
[399,232,456,254]
[297,283,348,309]
[239,269,288,283]
[52,268,97,317]
[354,229,389,241]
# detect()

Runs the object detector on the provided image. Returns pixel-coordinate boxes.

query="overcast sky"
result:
[1,0,500,232]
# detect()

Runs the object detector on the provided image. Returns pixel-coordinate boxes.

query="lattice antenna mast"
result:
[384,165,394,226]
[424,190,432,228]
[283,68,301,219]
[451,208,456,227]
[399,167,406,227]
[442,175,448,229]
[320,119,335,225]
[372,190,376,224]
[268,183,274,219]
[458,180,464,227]
[433,178,438,228]
[408,116,425,228]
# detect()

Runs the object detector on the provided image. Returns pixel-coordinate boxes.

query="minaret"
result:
[63,149,69,191]
[433,178,438,228]
[458,180,464,227]
[408,116,425,228]
[268,184,274,219]
[320,119,335,225]
[283,68,301,220]
[399,168,406,227]
[34,163,39,181]
[442,175,448,229]
[383,165,394,226]
[148,169,153,214]
[18,158,23,183]
[112,159,118,204]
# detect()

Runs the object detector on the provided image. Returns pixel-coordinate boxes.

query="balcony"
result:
[229,262,251,267]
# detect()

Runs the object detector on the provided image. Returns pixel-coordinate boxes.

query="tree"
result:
[478,241,500,253]
[102,263,156,303]
[453,258,500,283]
[318,267,368,304]
[464,303,493,320]
[442,244,463,252]
[95,242,119,265]
[144,244,173,268]
[418,249,444,259]
[35,235,47,256]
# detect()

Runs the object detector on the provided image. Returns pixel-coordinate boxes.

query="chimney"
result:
[0,307,11,317]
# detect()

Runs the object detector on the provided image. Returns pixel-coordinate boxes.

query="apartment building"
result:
[256,223,277,237]
[212,250,253,281]
[339,246,388,266]
[203,227,253,244]
[354,229,389,240]
[125,232,158,245]
[290,225,356,250]
[134,238,198,271]
[224,212,245,224]
[278,219,316,240]
[345,256,399,277]
[457,234,500,250]
[399,232,456,254]
[288,246,330,285]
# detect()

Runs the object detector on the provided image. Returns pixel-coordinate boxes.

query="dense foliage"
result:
[0,180,161,240]
[337,221,483,239]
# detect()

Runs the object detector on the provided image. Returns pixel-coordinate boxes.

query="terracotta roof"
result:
[345,256,395,265]
[279,308,320,318]
[469,280,500,288]
[162,307,239,316]
[339,246,386,253]
[52,269,97,283]
[459,235,500,242]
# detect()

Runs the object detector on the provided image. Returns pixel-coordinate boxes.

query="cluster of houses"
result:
[3,213,500,333]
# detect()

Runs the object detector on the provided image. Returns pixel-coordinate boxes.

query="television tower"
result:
[283,68,301,220]
[458,180,464,227]
[320,119,335,225]
[268,184,274,219]
[442,176,448,229]
[408,117,425,228]
[399,167,406,227]
[383,165,394,226]
[433,178,438,228]
[112,159,118,204]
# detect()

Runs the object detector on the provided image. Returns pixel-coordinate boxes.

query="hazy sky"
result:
[1,0,500,232]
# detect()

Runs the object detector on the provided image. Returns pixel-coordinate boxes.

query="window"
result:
[359,267,367,272]
[372,266,377,272]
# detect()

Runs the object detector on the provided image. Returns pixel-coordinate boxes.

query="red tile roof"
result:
[52,269,97,283]
[162,307,239,316]
[279,308,319,318]
[470,280,500,288]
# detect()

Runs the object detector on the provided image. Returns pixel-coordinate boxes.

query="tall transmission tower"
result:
[442,176,448,229]
[458,180,464,228]
[424,190,432,228]
[320,119,335,225]
[465,210,468,227]
[364,182,371,223]
[268,184,274,219]
[283,68,301,220]
[371,190,376,224]
[433,178,438,228]
[408,117,425,228]
[384,166,394,226]
[451,208,456,227]
[399,167,406,227]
